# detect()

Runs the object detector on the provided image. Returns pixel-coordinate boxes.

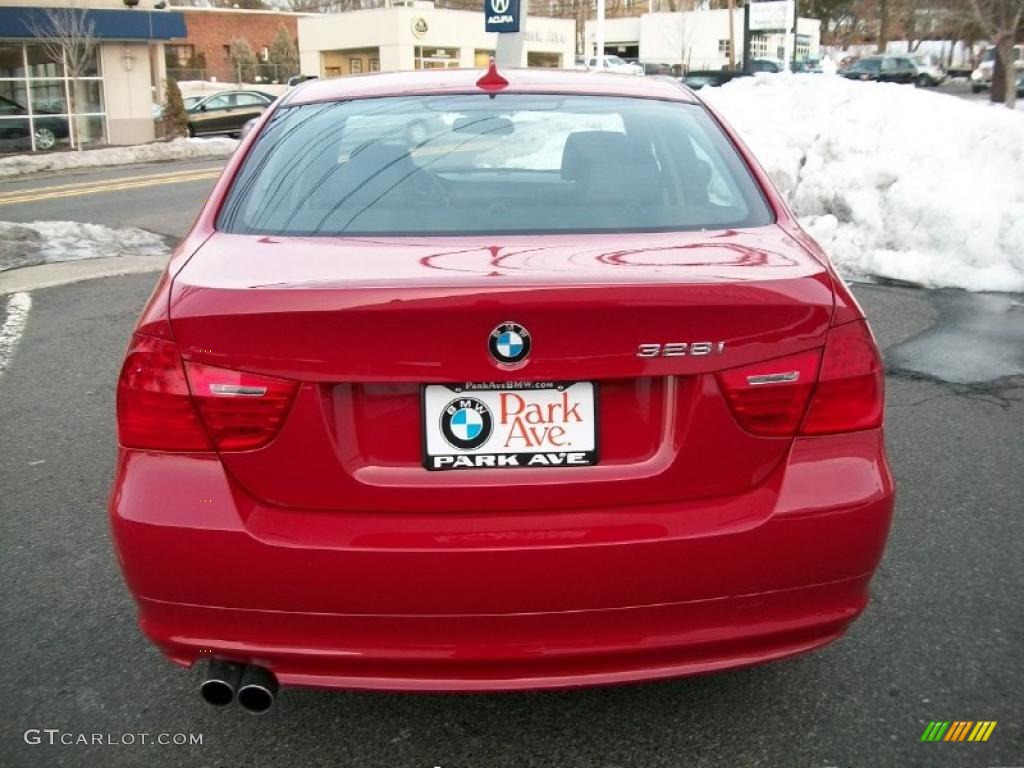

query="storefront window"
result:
[25,44,63,78]
[527,52,562,68]
[0,42,106,152]
[72,79,103,114]
[750,34,769,58]
[30,80,67,113]
[0,44,25,78]
[414,47,460,69]
[0,79,29,109]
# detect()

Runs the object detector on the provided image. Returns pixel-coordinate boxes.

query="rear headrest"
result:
[346,141,414,171]
[561,131,631,181]
[310,141,416,210]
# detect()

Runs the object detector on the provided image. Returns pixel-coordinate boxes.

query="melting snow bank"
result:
[0,221,170,272]
[0,137,238,180]
[702,75,1024,293]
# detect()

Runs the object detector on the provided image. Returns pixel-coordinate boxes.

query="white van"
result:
[970,45,1024,92]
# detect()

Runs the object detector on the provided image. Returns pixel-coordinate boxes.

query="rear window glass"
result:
[217,94,773,237]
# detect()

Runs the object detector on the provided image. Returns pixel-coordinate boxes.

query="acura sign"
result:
[485,0,521,33]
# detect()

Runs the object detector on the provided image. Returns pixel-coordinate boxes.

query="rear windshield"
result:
[217,94,773,237]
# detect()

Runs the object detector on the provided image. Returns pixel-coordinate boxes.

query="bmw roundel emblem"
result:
[488,321,531,365]
[440,397,493,450]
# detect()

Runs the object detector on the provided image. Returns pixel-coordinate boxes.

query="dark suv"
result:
[839,55,919,84]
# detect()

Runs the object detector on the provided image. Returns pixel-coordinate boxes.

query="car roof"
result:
[285,68,699,106]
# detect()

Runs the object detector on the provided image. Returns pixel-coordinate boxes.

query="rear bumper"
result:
[109,430,894,692]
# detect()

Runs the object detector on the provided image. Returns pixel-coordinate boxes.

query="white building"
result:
[298,2,575,77]
[587,7,820,71]
[0,0,184,152]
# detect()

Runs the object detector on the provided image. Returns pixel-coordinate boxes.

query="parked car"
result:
[111,67,893,710]
[582,54,644,76]
[643,61,675,76]
[970,45,1024,92]
[0,94,69,152]
[747,58,782,73]
[286,75,318,88]
[187,90,276,138]
[238,116,259,142]
[791,57,824,73]
[839,54,919,84]
[680,59,778,89]
[681,69,752,89]
[1018,70,1024,97]
[909,54,946,87]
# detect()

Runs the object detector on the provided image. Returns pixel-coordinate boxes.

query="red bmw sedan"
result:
[110,66,894,712]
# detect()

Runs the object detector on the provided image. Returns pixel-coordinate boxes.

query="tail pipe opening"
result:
[199,660,244,708]
[236,665,279,715]
[199,661,278,714]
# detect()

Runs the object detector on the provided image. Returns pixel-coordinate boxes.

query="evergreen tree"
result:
[163,78,189,139]
[229,38,258,83]
[269,26,300,81]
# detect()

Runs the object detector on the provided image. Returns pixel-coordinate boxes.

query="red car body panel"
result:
[109,68,894,693]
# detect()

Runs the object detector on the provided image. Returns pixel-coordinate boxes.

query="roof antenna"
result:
[476,57,509,96]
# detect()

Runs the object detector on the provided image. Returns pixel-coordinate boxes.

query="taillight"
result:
[716,319,883,437]
[716,349,822,436]
[117,334,211,451]
[117,333,298,452]
[801,319,884,434]
[184,362,298,451]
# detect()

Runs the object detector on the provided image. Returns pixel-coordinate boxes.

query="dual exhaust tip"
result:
[199,661,278,715]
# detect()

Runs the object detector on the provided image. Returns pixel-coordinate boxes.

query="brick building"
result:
[166,7,306,83]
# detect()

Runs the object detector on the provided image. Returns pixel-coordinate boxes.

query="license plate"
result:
[422,382,598,471]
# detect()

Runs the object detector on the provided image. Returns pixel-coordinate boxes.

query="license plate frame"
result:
[421,381,599,471]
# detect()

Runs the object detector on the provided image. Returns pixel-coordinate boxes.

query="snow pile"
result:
[702,75,1024,292]
[0,221,170,272]
[0,137,238,180]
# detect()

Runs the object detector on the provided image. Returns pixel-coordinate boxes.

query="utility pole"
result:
[494,0,529,68]
[596,0,605,59]
[791,0,799,70]
[877,0,888,53]
[727,0,736,69]
[742,1,751,71]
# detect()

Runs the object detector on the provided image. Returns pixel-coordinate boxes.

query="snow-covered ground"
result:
[702,75,1024,292]
[0,221,170,272]
[0,137,238,180]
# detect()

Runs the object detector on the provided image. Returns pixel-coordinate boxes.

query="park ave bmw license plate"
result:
[422,382,598,471]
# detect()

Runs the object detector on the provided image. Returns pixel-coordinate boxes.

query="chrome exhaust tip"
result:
[236,665,278,715]
[199,660,244,708]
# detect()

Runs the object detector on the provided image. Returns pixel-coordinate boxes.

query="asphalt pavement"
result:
[0,158,224,239]
[0,158,1021,768]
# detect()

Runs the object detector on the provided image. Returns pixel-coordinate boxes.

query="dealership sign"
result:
[485,0,521,33]
[748,0,794,31]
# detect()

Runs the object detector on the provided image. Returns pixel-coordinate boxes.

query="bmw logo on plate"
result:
[488,321,531,365]
[440,397,493,450]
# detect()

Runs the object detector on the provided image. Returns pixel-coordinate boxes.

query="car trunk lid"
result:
[169,227,833,511]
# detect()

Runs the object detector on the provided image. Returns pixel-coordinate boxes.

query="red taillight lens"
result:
[117,334,211,451]
[801,319,884,434]
[716,320,884,438]
[184,362,298,451]
[117,333,299,452]
[716,349,822,436]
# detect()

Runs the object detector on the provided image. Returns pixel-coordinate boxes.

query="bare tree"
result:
[25,4,97,151]
[965,0,1022,106]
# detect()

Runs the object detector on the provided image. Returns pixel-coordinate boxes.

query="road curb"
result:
[0,255,165,294]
